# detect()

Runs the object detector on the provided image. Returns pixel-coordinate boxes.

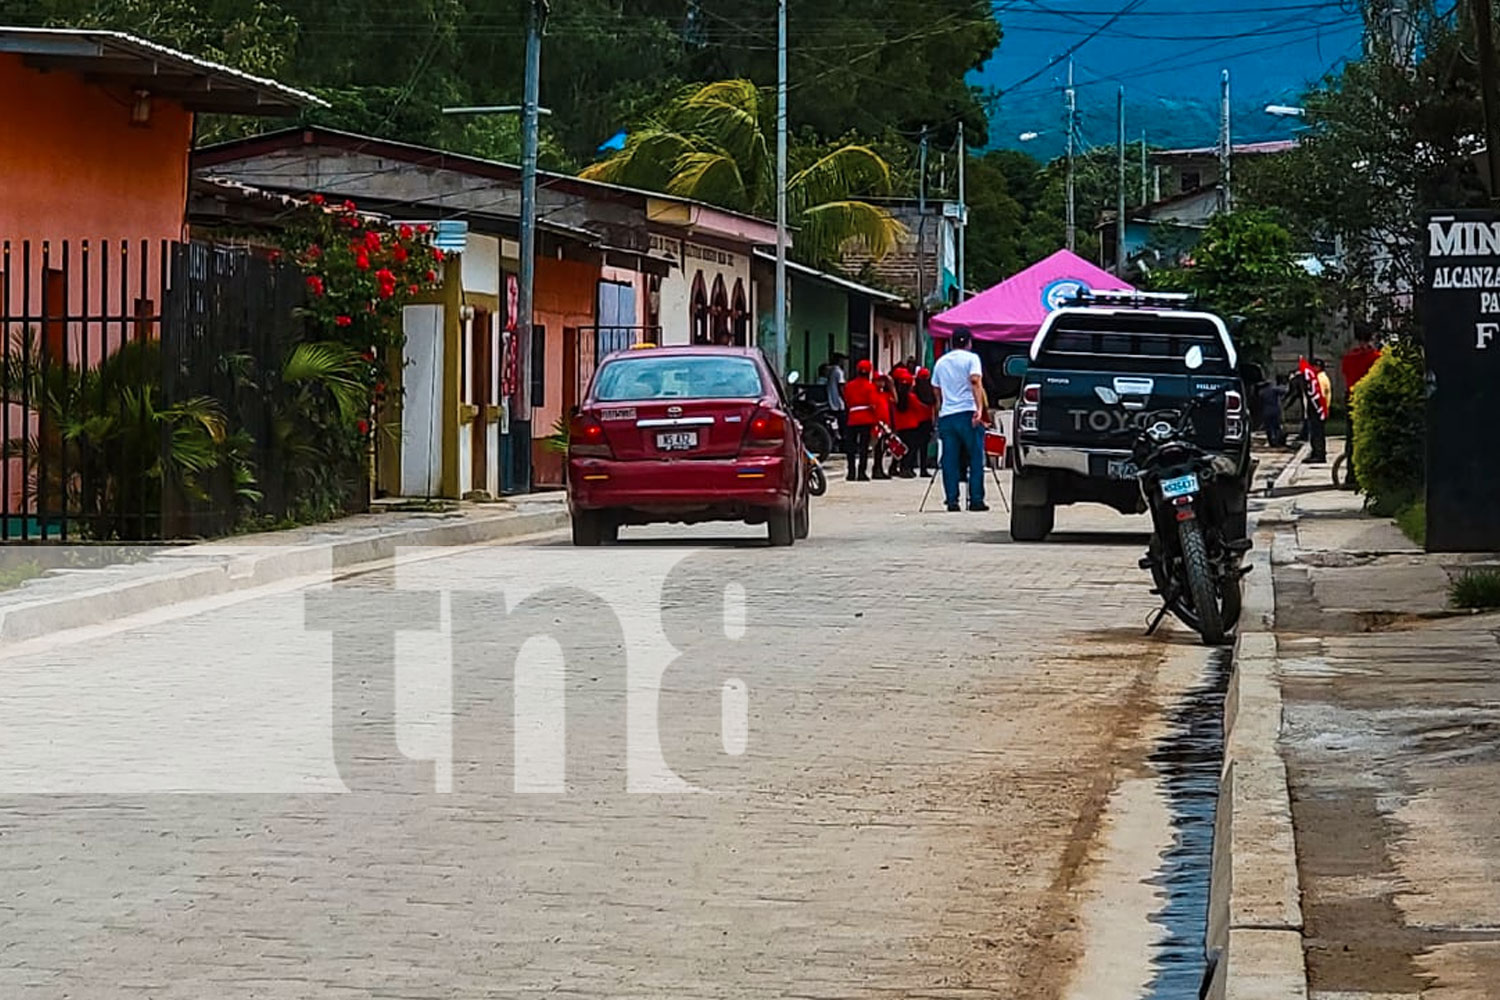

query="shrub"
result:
[1450,568,1500,609]
[1351,347,1425,516]
[1396,501,1426,547]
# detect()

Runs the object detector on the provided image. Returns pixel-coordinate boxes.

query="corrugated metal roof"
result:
[0,26,324,114]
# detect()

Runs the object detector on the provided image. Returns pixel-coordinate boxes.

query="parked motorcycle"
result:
[786,375,838,461]
[1104,363,1252,646]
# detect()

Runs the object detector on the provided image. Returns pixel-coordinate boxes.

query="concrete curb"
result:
[1205,515,1308,1000]
[0,507,569,643]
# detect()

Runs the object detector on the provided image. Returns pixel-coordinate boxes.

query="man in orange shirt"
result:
[843,359,879,481]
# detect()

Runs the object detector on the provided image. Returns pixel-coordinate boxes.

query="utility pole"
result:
[1218,68,1233,213]
[1474,0,1500,199]
[516,0,547,493]
[1140,129,1148,208]
[1065,59,1076,252]
[917,125,929,348]
[774,0,789,375]
[957,121,967,302]
[1116,86,1127,274]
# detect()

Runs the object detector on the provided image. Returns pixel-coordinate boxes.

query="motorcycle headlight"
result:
[1148,421,1174,442]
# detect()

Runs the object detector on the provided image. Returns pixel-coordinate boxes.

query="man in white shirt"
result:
[931,327,989,512]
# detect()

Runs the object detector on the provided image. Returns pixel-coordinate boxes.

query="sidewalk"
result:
[1266,443,1500,997]
[0,494,568,642]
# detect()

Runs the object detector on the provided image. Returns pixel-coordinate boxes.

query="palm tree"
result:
[581,80,904,265]
[0,334,248,540]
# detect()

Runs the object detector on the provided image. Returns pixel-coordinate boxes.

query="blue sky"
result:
[975,1,1366,155]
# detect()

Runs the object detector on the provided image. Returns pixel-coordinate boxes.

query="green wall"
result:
[787,276,849,382]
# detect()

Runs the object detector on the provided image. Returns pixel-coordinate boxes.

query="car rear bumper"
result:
[568,455,793,513]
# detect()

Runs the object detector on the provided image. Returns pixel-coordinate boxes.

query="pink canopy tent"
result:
[929,249,1134,344]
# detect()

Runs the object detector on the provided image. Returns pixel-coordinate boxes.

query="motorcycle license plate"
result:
[1108,459,1138,480]
[656,431,698,451]
[1160,473,1200,499]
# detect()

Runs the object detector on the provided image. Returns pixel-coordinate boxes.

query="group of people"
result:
[1255,329,1382,474]
[822,354,937,481]
[820,327,992,512]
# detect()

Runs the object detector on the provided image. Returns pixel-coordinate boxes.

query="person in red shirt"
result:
[843,359,878,481]
[870,372,897,479]
[1340,327,1382,489]
[891,367,929,478]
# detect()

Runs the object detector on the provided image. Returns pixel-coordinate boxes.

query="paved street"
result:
[0,479,1214,998]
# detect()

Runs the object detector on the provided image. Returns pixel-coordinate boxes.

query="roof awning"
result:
[0,26,324,115]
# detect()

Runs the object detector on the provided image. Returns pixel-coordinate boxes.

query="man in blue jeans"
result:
[930,327,989,512]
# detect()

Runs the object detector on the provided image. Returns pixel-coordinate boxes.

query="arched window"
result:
[710,275,730,344]
[731,279,749,346]
[690,271,710,344]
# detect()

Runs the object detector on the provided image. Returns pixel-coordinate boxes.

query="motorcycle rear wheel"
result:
[1178,519,1227,646]
[803,422,834,462]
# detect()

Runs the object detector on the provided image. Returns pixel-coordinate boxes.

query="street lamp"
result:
[1264,105,1306,118]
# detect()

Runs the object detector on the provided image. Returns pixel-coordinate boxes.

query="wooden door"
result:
[470,307,492,495]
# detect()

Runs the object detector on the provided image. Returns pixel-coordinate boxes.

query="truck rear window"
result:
[1037,313,1234,375]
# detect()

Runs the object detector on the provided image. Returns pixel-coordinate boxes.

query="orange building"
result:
[0,27,318,534]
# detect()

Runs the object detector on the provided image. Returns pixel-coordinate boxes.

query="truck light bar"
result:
[1064,289,1198,309]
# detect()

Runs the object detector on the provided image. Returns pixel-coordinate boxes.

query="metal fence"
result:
[0,239,308,542]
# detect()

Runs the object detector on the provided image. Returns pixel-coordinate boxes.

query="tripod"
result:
[918,433,1011,513]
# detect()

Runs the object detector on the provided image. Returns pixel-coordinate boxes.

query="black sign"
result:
[1423,210,1500,551]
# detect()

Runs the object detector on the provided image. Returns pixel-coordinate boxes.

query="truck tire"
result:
[1224,485,1248,542]
[1010,503,1054,542]
[1179,519,1226,645]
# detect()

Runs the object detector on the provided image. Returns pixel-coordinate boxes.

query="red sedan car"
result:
[566,346,810,546]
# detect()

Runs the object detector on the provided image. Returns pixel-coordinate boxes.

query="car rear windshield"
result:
[1037,312,1235,375]
[593,355,766,401]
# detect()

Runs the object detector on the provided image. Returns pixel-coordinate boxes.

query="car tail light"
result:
[1224,389,1245,442]
[569,414,613,458]
[1018,383,1041,433]
[744,408,788,451]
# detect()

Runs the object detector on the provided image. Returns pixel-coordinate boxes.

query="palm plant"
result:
[581,80,904,265]
[266,342,373,524]
[0,332,249,540]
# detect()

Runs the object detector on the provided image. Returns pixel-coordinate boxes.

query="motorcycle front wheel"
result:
[1178,518,1227,646]
[808,463,828,497]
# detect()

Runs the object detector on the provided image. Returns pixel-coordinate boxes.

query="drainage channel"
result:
[1141,648,1232,1000]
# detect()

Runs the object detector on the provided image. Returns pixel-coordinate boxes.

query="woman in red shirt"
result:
[891,367,931,478]
[871,372,897,479]
[843,359,878,481]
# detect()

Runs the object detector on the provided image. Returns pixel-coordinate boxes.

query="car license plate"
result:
[656,431,698,452]
[1160,473,1200,499]
[1108,459,1138,480]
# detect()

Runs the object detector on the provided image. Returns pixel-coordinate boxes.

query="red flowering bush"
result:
[283,198,445,438]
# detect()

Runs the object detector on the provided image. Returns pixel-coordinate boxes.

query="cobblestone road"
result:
[0,479,1206,998]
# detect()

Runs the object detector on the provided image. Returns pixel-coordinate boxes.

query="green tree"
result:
[581,79,904,265]
[1242,0,1489,341]
[1149,210,1323,365]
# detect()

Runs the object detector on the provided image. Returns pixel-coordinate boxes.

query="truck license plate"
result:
[1160,473,1200,499]
[656,431,698,451]
[1108,459,1137,480]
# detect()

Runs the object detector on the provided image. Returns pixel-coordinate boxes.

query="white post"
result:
[1065,59,1076,252]
[774,0,789,377]
[957,121,967,302]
